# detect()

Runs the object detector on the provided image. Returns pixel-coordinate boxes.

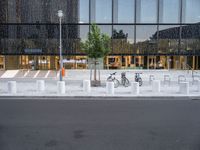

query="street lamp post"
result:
[58,10,63,81]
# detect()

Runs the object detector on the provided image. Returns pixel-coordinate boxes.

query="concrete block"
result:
[57,81,65,94]
[106,82,114,95]
[152,80,161,93]
[179,82,189,95]
[83,80,91,93]
[8,81,17,94]
[36,80,45,92]
[196,80,200,92]
[131,82,139,95]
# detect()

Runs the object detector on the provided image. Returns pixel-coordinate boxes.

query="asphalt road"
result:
[0,97,200,150]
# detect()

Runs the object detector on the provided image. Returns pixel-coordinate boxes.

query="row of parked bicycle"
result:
[107,72,143,88]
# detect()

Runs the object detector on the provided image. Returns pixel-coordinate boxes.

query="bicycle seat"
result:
[121,72,126,76]
[110,72,117,75]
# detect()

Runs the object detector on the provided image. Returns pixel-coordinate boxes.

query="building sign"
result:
[63,59,87,64]
[24,49,42,53]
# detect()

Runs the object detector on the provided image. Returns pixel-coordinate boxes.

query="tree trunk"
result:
[94,59,97,81]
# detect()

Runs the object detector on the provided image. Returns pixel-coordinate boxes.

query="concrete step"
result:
[1,70,19,78]
[25,71,38,78]
[36,71,48,78]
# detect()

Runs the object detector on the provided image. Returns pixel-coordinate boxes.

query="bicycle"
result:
[121,72,130,87]
[107,72,120,88]
[135,72,143,86]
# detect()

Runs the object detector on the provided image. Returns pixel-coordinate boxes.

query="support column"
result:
[193,56,195,70]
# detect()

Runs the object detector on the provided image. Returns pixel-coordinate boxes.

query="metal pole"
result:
[59,17,63,81]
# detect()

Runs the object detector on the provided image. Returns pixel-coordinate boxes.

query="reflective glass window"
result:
[158,25,180,54]
[95,0,112,23]
[160,0,180,23]
[113,25,134,54]
[181,24,200,54]
[79,0,89,23]
[136,25,157,54]
[113,0,135,23]
[137,0,157,23]
[183,0,200,23]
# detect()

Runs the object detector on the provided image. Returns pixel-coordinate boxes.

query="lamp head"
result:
[57,10,63,18]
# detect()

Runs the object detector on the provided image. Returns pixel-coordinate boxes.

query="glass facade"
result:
[0,0,200,69]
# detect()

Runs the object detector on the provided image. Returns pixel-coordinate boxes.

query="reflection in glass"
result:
[181,24,200,54]
[183,0,200,23]
[79,0,89,23]
[6,0,79,23]
[158,25,180,54]
[97,25,112,37]
[137,0,157,23]
[159,0,180,23]
[136,25,157,54]
[112,25,134,54]
[95,0,112,23]
[113,0,135,23]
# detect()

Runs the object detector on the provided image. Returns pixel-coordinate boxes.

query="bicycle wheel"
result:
[138,78,143,86]
[113,79,120,88]
[122,78,130,87]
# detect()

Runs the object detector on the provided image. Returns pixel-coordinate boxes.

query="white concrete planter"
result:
[8,81,17,94]
[57,81,65,94]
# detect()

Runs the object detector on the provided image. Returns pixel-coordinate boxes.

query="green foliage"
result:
[112,29,128,39]
[81,24,111,59]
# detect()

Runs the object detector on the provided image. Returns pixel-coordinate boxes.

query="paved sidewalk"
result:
[0,69,199,97]
[0,69,200,97]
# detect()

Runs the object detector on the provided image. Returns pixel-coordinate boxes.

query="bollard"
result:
[152,80,161,93]
[106,82,114,95]
[131,82,139,95]
[57,81,65,94]
[8,81,17,94]
[197,80,200,92]
[36,80,45,92]
[179,82,189,95]
[83,80,91,93]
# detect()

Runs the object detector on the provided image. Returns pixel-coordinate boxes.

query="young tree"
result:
[81,24,111,86]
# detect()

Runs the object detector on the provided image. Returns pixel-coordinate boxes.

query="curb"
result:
[0,96,200,101]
